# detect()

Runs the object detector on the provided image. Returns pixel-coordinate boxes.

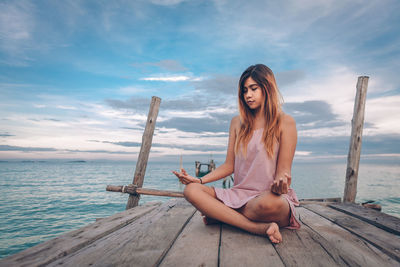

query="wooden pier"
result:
[2,78,399,266]
[1,198,399,266]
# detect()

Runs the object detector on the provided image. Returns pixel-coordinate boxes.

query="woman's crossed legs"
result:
[183,183,291,243]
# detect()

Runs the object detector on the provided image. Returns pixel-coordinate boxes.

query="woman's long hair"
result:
[235,64,283,157]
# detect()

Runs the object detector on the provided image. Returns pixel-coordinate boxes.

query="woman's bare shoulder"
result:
[280,113,296,131]
[230,115,241,133]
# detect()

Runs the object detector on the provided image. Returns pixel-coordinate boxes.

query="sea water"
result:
[0,160,399,259]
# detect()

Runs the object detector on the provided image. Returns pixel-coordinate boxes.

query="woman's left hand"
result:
[172,168,200,185]
[271,173,291,195]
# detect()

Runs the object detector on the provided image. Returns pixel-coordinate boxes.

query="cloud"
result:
[64,149,135,154]
[192,74,238,95]
[102,141,142,147]
[105,97,151,111]
[100,140,227,152]
[33,104,46,108]
[140,74,203,82]
[144,59,188,72]
[118,86,148,95]
[106,96,232,112]
[149,0,187,6]
[0,144,137,155]
[56,105,77,110]
[297,134,400,156]
[0,145,57,152]
[158,116,232,133]
[276,70,306,88]
[27,117,63,123]
[0,133,14,137]
[283,100,346,130]
[0,1,35,64]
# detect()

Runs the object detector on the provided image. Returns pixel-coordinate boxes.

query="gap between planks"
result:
[303,203,400,262]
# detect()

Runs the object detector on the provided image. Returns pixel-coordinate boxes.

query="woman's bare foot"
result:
[266,222,282,243]
[202,215,220,225]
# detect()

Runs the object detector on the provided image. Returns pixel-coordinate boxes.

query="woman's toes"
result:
[266,223,282,243]
[202,216,219,225]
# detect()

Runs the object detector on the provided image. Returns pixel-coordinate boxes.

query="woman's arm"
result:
[173,116,240,184]
[271,114,297,195]
[200,116,239,183]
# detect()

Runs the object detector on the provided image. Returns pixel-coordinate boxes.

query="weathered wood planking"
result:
[299,197,342,203]
[220,224,283,267]
[328,202,400,235]
[298,207,398,267]
[303,203,400,262]
[274,227,345,266]
[0,202,161,267]
[159,211,220,267]
[48,199,195,267]
[2,198,400,267]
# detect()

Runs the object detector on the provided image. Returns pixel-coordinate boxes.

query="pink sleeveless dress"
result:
[214,128,301,229]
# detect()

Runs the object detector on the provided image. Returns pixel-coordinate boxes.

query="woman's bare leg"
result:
[237,191,291,227]
[184,183,282,243]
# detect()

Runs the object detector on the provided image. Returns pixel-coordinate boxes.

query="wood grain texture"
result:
[159,211,220,267]
[298,206,398,267]
[220,224,284,267]
[329,202,400,235]
[0,202,161,267]
[344,76,369,203]
[303,203,400,261]
[299,197,342,203]
[107,185,184,198]
[127,96,161,209]
[274,226,345,266]
[48,199,195,267]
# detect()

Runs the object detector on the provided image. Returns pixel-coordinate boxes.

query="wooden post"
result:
[126,96,161,209]
[343,76,369,203]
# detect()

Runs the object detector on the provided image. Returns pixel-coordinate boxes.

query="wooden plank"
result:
[159,211,220,267]
[48,199,196,267]
[328,202,400,235]
[0,202,161,267]
[303,203,400,261]
[220,224,284,267]
[127,96,161,209]
[107,185,184,198]
[137,188,184,198]
[297,206,398,267]
[274,224,345,266]
[344,76,369,202]
[299,197,341,203]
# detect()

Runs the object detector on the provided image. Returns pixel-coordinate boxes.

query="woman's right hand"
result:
[172,168,200,185]
[270,173,291,195]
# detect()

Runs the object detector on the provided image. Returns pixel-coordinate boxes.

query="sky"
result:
[0,0,399,163]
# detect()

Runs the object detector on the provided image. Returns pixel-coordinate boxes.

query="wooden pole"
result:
[343,76,369,203]
[126,96,161,209]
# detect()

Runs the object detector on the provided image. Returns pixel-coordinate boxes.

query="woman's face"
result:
[242,77,264,110]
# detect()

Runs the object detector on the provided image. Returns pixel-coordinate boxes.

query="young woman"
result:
[172,64,300,243]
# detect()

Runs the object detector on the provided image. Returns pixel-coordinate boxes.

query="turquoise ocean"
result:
[0,160,399,259]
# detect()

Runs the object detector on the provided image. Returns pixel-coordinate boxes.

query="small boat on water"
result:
[195,160,216,177]
[195,159,234,188]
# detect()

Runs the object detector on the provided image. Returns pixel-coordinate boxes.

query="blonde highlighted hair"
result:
[235,64,283,157]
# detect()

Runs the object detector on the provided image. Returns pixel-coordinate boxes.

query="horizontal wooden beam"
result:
[299,197,342,203]
[107,185,184,198]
